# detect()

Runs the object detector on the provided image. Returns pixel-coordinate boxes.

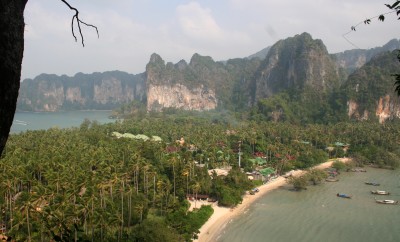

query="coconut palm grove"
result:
[1,110,399,241]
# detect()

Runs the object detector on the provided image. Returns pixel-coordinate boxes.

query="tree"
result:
[287,174,308,191]
[307,169,328,185]
[0,0,97,156]
[0,0,28,156]
[131,218,180,242]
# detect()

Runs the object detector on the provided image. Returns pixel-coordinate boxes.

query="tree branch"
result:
[61,0,99,47]
[342,2,400,49]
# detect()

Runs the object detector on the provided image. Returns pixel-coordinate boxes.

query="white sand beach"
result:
[194,158,350,242]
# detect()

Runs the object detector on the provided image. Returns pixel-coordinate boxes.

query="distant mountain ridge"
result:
[18,71,146,111]
[17,33,400,123]
[334,38,400,77]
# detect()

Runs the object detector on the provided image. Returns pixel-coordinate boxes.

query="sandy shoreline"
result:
[194,158,349,242]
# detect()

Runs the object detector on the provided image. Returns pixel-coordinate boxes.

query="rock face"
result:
[375,95,400,123]
[348,95,400,124]
[17,33,400,123]
[334,39,400,76]
[145,53,225,112]
[17,71,145,111]
[147,84,217,111]
[252,33,339,101]
[343,51,400,123]
[347,100,369,121]
[93,78,136,104]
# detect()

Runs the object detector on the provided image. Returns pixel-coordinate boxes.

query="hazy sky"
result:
[22,0,400,80]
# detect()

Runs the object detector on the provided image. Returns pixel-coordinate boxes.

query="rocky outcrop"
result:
[334,39,400,76]
[17,33,400,124]
[348,96,400,124]
[65,87,85,105]
[343,50,400,123]
[93,78,136,104]
[17,71,145,111]
[375,95,400,123]
[145,53,227,112]
[147,84,217,111]
[253,33,339,101]
[347,100,369,121]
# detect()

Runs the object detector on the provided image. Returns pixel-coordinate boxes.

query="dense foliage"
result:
[342,51,400,117]
[252,88,347,124]
[287,169,328,190]
[1,114,399,241]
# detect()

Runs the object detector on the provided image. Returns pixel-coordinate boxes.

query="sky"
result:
[22,0,400,80]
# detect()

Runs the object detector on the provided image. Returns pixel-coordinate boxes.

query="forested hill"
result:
[334,38,400,77]
[17,33,400,123]
[342,50,400,123]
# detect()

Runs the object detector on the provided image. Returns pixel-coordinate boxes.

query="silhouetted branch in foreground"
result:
[61,0,99,47]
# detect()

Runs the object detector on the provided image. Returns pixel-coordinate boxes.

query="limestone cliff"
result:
[253,33,339,101]
[334,39,400,77]
[17,71,145,111]
[147,84,217,111]
[348,96,400,124]
[343,51,400,123]
[375,95,400,123]
[17,33,400,124]
[145,53,223,111]
[347,100,369,121]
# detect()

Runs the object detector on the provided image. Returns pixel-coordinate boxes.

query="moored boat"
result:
[375,199,398,204]
[326,177,339,182]
[350,168,367,172]
[371,190,390,195]
[365,181,380,186]
[337,193,352,199]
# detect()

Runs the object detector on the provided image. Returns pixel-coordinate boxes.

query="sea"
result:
[11,110,113,133]
[217,167,400,242]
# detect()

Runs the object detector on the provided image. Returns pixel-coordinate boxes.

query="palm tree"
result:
[134,203,144,223]
[191,182,201,209]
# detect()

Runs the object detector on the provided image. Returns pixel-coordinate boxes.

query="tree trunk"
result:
[0,0,28,155]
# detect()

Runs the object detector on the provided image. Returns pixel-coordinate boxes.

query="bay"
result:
[11,111,113,133]
[218,168,400,242]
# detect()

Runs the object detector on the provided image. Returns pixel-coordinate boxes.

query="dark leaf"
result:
[393,74,400,96]
[351,26,356,31]
[364,19,371,24]
[391,1,400,9]
[378,15,385,21]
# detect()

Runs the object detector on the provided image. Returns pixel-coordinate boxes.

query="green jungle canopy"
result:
[259,167,275,176]
[249,157,267,165]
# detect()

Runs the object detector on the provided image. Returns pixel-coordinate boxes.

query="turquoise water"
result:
[11,111,113,133]
[218,168,400,242]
